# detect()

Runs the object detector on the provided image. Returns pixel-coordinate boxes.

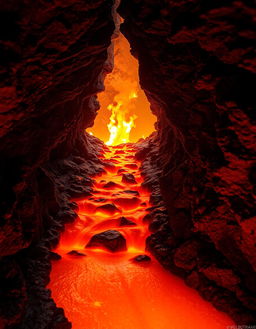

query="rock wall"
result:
[119,0,256,324]
[0,1,114,328]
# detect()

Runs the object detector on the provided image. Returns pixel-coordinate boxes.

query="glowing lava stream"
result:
[49,144,234,329]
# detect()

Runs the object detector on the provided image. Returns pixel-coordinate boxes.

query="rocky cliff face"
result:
[119,0,256,324]
[1,0,256,327]
[0,1,114,328]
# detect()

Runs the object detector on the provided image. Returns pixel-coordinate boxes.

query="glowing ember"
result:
[49,145,234,329]
[87,33,156,144]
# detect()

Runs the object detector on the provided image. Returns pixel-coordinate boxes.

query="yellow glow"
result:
[87,33,156,144]
[106,101,137,146]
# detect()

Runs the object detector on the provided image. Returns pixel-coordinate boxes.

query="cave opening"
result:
[1,0,255,328]
[86,29,156,146]
[48,9,234,329]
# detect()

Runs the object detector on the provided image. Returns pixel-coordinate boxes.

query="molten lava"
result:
[49,145,234,329]
[87,32,156,145]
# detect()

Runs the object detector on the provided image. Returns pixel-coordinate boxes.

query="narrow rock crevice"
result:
[0,0,255,328]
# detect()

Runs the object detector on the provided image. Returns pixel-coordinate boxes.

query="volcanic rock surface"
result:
[86,230,127,252]
[119,0,256,324]
[122,173,137,184]
[119,216,137,227]
[131,255,151,263]
[0,0,255,327]
[0,1,115,328]
[67,250,87,257]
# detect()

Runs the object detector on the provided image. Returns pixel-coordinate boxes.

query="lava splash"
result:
[49,144,234,329]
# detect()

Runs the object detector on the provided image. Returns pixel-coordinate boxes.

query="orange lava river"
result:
[49,144,234,329]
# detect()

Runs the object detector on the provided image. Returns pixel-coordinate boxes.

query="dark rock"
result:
[103,181,119,188]
[125,163,138,169]
[143,213,153,223]
[131,254,151,263]
[67,250,86,257]
[123,190,140,196]
[86,230,127,252]
[96,203,121,215]
[114,197,140,209]
[49,252,62,261]
[119,0,256,323]
[0,0,114,326]
[93,198,107,203]
[119,217,137,226]
[173,240,200,271]
[122,173,137,184]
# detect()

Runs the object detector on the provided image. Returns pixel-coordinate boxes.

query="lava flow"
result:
[49,144,234,329]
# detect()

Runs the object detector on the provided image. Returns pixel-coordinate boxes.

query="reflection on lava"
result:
[49,144,234,329]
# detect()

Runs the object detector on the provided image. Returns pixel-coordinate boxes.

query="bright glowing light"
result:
[129,91,138,99]
[49,145,234,329]
[106,102,137,146]
[87,33,156,144]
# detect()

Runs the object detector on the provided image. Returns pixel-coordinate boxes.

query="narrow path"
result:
[49,144,234,329]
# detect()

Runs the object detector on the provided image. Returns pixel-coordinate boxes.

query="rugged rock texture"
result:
[86,229,127,252]
[1,0,256,327]
[0,1,114,328]
[119,0,256,324]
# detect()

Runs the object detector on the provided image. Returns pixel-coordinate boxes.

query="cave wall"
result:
[119,0,256,324]
[0,1,114,328]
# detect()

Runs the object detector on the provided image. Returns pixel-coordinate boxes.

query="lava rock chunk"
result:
[122,173,137,184]
[114,197,140,209]
[49,251,62,261]
[131,254,151,263]
[119,216,137,226]
[86,230,127,252]
[67,250,86,257]
[125,163,138,169]
[123,190,140,196]
[103,181,119,188]
[96,203,121,215]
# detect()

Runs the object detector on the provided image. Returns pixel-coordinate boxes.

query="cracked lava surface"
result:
[49,144,234,329]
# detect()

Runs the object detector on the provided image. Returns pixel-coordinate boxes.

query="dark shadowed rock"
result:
[93,198,107,203]
[86,230,127,252]
[123,190,140,196]
[119,217,137,227]
[131,255,151,263]
[122,173,137,184]
[67,250,86,257]
[143,213,153,223]
[103,181,120,188]
[125,163,138,169]
[96,203,121,215]
[49,252,62,261]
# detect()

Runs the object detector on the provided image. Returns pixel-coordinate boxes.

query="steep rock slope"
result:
[0,1,114,328]
[119,0,256,324]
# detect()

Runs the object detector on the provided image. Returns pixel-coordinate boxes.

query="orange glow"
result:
[87,32,156,144]
[49,145,234,329]
[106,101,137,145]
